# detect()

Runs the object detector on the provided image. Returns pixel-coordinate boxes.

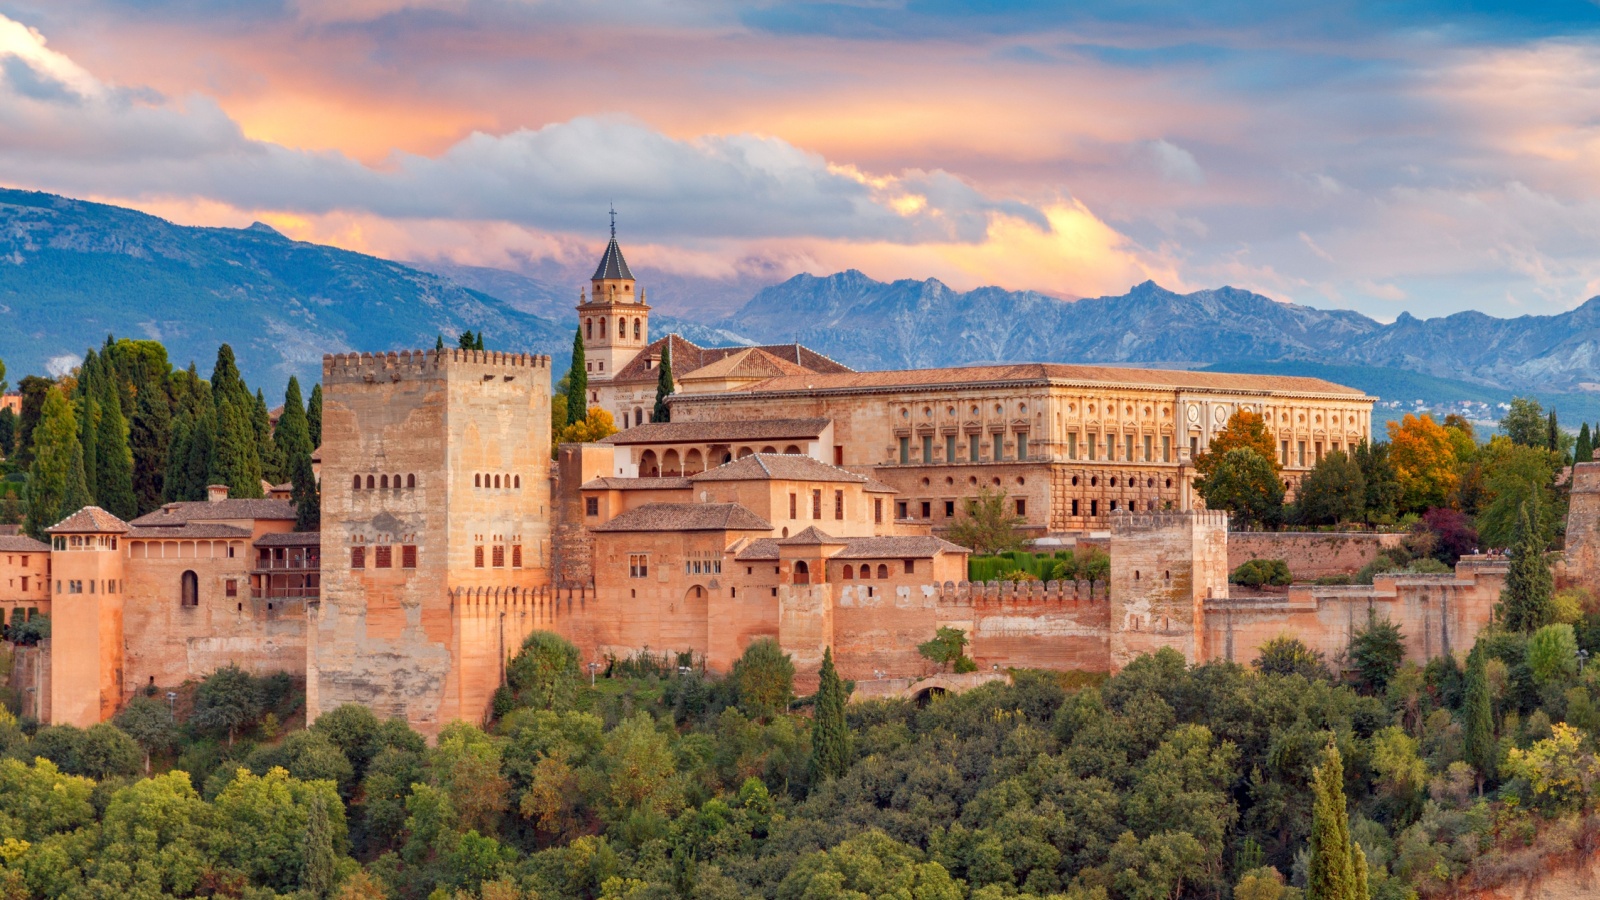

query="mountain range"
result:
[5,187,1600,421]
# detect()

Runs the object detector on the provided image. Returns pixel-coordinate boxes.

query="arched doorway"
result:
[794,561,810,585]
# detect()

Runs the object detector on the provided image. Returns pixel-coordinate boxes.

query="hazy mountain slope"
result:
[0,189,569,388]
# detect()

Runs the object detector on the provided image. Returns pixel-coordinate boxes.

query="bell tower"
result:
[576,207,650,388]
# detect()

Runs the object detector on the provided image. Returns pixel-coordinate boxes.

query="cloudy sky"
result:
[2,1,1600,319]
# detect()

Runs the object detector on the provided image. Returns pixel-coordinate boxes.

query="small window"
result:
[812,489,822,519]
[512,545,523,568]
[899,436,909,464]
[944,500,955,518]
[843,565,855,580]
[789,493,797,518]
[1016,498,1027,516]
[474,546,484,568]
[629,554,649,578]
[366,475,375,489]
[351,547,366,569]
[475,473,482,487]
[494,474,501,488]
[353,475,362,490]
[877,564,889,579]
[402,545,417,568]
[920,501,931,519]
[492,545,505,568]
[375,546,393,568]
[225,579,237,598]
[896,500,908,519]
[514,475,521,488]
[381,474,389,489]
[874,498,883,524]
[408,474,416,488]
[181,571,201,606]
[904,559,915,575]
[834,490,844,520]
[585,497,599,516]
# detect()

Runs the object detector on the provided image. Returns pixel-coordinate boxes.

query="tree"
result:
[1353,440,1401,523]
[291,450,320,532]
[1422,507,1478,564]
[1498,502,1555,632]
[1577,423,1593,464]
[276,376,314,473]
[555,407,619,447]
[652,342,674,423]
[1463,647,1495,792]
[809,647,851,783]
[193,664,265,746]
[1349,612,1404,694]
[1054,545,1111,598]
[1194,447,1284,528]
[566,328,588,427]
[1501,397,1546,447]
[732,638,794,720]
[95,373,137,519]
[14,374,53,466]
[23,387,85,538]
[1385,413,1458,512]
[307,383,323,449]
[253,389,283,483]
[1474,436,1557,549]
[946,485,1027,554]
[0,406,15,457]
[1193,409,1281,481]
[918,626,972,672]
[114,696,178,775]
[1527,623,1579,686]
[459,330,477,349]
[301,793,339,899]
[1547,410,1560,454]
[1296,449,1366,526]
[506,631,583,711]
[1253,635,1325,678]
[1306,742,1368,900]
[129,377,172,514]
[210,395,265,498]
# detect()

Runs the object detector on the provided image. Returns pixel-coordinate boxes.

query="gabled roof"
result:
[776,526,846,546]
[47,507,129,534]
[127,523,252,540]
[591,237,634,281]
[735,538,781,560]
[605,418,831,446]
[680,347,816,382]
[0,534,49,552]
[579,476,694,491]
[690,453,867,484]
[835,535,970,559]
[131,498,297,527]
[591,502,772,533]
[255,531,321,547]
[605,334,852,387]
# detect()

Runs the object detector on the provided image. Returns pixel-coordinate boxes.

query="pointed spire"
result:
[591,206,635,281]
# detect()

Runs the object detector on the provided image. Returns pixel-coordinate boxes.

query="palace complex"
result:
[0,226,1576,736]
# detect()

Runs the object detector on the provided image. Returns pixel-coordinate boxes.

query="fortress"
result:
[0,228,1562,733]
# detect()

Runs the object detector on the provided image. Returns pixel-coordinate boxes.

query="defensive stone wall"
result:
[1564,462,1600,592]
[451,584,589,717]
[1108,510,1230,670]
[1227,531,1405,579]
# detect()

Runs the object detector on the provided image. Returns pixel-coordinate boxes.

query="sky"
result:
[3,1,1600,321]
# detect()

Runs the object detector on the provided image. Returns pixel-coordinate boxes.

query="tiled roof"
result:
[0,524,20,536]
[592,502,772,533]
[605,418,831,446]
[680,348,816,382]
[0,534,49,552]
[834,535,971,559]
[47,506,129,534]
[690,453,867,484]
[861,478,899,494]
[131,498,297,527]
[674,363,1368,398]
[128,523,252,540]
[592,236,634,281]
[735,538,781,560]
[776,526,846,546]
[606,334,851,387]
[579,476,694,491]
[255,531,321,547]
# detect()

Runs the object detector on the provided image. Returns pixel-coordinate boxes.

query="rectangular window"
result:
[812,489,822,519]
[920,501,932,519]
[1016,498,1027,516]
[474,546,484,568]
[1190,436,1199,456]
[403,545,418,568]
[922,435,934,463]
[225,579,237,598]
[899,437,909,464]
[993,433,1004,462]
[1125,434,1135,461]
[585,497,599,516]
[1071,499,1079,516]
[1281,440,1290,466]
[1315,441,1324,462]
[874,498,883,524]
[903,559,915,575]
[1144,435,1153,462]
[944,500,955,518]
[629,554,649,578]
[492,545,505,568]
[1068,432,1078,459]
[1091,499,1099,517]
[969,433,981,462]
[511,545,522,568]
[20,577,27,591]
[834,490,844,520]
[1017,433,1028,461]
[1162,435,1172,463]
[896,500,908,519]
[1107,435,1115,460]
[376,545,393,568]
[789,493,797,519]
[352,546,366,569]
[834,445,845,465]
[1088,434,1098,461]
[1297,441,1306,467]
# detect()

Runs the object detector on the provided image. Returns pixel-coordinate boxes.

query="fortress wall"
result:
[1227,531,1406,579]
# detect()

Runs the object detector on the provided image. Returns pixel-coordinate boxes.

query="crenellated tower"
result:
[575,208,650,393]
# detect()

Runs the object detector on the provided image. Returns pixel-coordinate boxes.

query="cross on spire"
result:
[609,203,616,238]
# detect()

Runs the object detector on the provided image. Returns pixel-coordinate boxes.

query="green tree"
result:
[253,388,282,483]
[1474,437,1558,549]
[1352,440,1401,524]
[1349,612,1404,694]
[292,450,320,531]
[129,377,172,513]
[1306,742,1368,900]
[459,330,478,350]
[95,372,137,519]
[917,626,972,671]
[1253,635,1326,679]
[210,395,265,499]
[1194,447,1284,528]
[1194,409,1281,479]
[506,631,584,712]
[1296,449,1366,526]
[1463,647,1495,792]
[732,638,794,721]
[1497,502,1555,632]
[14,374,53,466]
[652,342,674,423]
[1577,422,1593,464]
[1501,397,1546,447]
[809,647,851,783]
[276,377,313,463]
[946,485,1027,554]
[114,695,178,775]
[779,831,961,900]
[192,664,265,746]
[566,328,588,427]
[212,766,348,893]
[301,793,339,899]
[1547,409,1560,453]
[307,383,323,449]
[23,387,86,538]
[0,406,15,457]
[1527,623,1579,686]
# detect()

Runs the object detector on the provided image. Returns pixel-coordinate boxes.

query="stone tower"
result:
[46,507,129,727]
[307,349,552,738]
[575,211,649,390]
[1566,462,1600,591]
[1107,509,1230,670]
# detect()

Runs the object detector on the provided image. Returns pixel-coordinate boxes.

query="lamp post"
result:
[588,662,600,686]
[1579,649,1590,674]
[166,691,177,715]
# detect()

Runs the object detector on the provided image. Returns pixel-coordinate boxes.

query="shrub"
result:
[1230,559,1292,587]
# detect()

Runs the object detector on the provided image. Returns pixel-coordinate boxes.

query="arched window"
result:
[663,449,681,476]
[475,473,481,487]
[494,474,501,488]
[366,475,375,489]
[794,561,810,584]
[353,474,362,490]
[180,570,199,607]
[877,564,889,579]
[761,446,777,454]
[618,317,625,336]
[634,408,644,426]
[514,475,520,488]
[843,565,854,580]
[784,445,801,454]
[392,474,400,489]
[585,318,592,338]
[634,318,641,339]
[407,474,416,488]
[685,449,704,475]
[381,475,389,489]
[640,450,659,477]
[599,318,606,338]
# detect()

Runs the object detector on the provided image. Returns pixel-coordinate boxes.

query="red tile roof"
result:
[605,418,830,446]
[690,453,868,484]
[605,334,851,387]
[47,507,129,534]
[131,498,297,527]
[591,502,773,532]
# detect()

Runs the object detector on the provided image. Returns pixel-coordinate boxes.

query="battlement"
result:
[1110,509,1230,534]
[931,579,1101,606]
[1572,461,1600,494]
[321,349,551,384]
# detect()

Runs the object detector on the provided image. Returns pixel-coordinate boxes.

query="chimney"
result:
[207,484,229,503]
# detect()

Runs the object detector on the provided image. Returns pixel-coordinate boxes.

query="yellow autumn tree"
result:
[1194,409,1281,481]
[1385,413,1459,513]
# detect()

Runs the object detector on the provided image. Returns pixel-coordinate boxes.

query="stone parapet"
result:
[1111,509,1230,533]
[321,349,551,384]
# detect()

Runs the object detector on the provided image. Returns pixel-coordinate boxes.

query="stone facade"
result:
[0,534,50,629]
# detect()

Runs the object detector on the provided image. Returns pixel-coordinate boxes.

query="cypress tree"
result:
[0,407,15,457]
[1578,423,1593,464]
[184,410,216,501]
[809,647,852,782]
[61,438,92,521]
[300,794,337,899]
[475,332,485,351]
[566,328,587,427]
[276,377,313,469]
[1547,410,1560,454]
[307,384,323,449]
[211,345,246,408]
[1463,647,1495,793]
[23,388,82,538]
[458,330,476,350]
[1497,501,1555,632]
[435,334,445,351]
[291,450,320,532]
[1307,742,1365,900]
[253,389,281,484]
[130,381,172,514]
[95,373,137,519]
[164,413,193,503]
[652,342,674,423]
[210,398,264,499]
[77,388,99,502]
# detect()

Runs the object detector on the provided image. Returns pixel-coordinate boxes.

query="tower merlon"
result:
[322,349,551,383]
